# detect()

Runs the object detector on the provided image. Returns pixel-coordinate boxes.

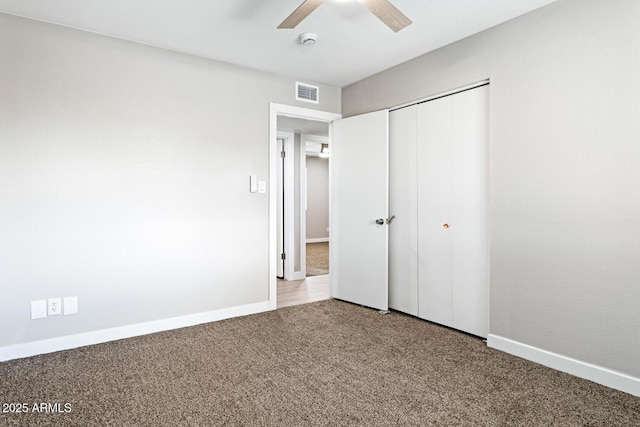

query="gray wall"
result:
[306,156,329,240]
[343,0,640,378]
[0,13,340,348]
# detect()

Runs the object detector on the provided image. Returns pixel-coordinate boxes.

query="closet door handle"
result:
[376,218,385,225]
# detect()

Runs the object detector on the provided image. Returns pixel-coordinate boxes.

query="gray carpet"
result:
[306,242,329,276]
[1,299,638,426]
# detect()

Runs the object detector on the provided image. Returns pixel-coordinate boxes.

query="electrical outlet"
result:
[63,296,78,315]
[48,298,62,316]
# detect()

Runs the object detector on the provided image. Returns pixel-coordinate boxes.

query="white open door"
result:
[331,110,389,311]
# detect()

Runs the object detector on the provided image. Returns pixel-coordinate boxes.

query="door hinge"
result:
[281,150,286,158]
[281,253,286,260]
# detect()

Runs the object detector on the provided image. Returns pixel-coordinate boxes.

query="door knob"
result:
[443,223,449,229]
[376,218,385,225]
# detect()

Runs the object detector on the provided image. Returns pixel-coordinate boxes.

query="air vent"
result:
[296,82,319,104]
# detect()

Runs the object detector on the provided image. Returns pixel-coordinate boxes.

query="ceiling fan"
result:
[278,0,412,33]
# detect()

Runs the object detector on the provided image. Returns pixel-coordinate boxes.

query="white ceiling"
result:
[0,0,557,87]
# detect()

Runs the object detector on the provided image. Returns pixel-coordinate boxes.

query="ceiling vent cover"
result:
[296,82,319,104]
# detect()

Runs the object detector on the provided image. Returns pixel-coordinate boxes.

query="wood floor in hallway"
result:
[277,274,330,309]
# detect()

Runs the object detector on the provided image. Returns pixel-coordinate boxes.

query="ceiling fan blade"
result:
[356,0,412,32]
[278,0,325,29]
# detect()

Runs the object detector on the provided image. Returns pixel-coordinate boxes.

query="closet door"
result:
[417,84,489,338]
[417,97,454,328]
[389,106,419,316]
[450,86,489,338]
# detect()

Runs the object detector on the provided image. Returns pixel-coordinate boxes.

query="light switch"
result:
[64,296,78,315]
[249,175,257,193]
[31,300,47,320]
[258,180,266,194]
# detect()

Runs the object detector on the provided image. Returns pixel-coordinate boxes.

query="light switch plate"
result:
[258,180,266,194]
[64,296,78,315]
[31,300,47,320]
[250,175,257,193]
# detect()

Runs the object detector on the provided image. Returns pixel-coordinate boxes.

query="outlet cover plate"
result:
[31,300,47,320]
[63,296,78,315]
[48,298,62,316]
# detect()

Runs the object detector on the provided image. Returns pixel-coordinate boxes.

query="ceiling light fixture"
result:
[299,32,318,46]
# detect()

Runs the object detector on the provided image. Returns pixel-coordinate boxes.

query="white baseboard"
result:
[306,238,329,243]
[487,334,640,397]
[0,301,272,363]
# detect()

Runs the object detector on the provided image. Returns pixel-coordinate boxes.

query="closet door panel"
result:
[451,86,489,337]
[389,106,419,316]
[417,97,453,327]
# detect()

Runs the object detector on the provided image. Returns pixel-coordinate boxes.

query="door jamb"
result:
[276,131,295,280]
[269,103,341,310]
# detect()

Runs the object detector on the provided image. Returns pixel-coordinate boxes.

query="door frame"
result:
[276,130,297,280]
[269,103,341,310]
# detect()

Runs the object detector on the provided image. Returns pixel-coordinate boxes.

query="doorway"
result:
[269,104,341,309]
[303,134,330,278]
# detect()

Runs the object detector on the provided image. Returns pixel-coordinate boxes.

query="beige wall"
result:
[343,0,640,378]
[306,156,329,240]
[0,13,340,348]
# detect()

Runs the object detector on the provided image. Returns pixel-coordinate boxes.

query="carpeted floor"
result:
[1,299,639,426]
[306,242,329,276]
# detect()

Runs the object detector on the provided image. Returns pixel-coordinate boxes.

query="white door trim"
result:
[296,133,307,280]
[269,103,341,310]
[276,131,295,280]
